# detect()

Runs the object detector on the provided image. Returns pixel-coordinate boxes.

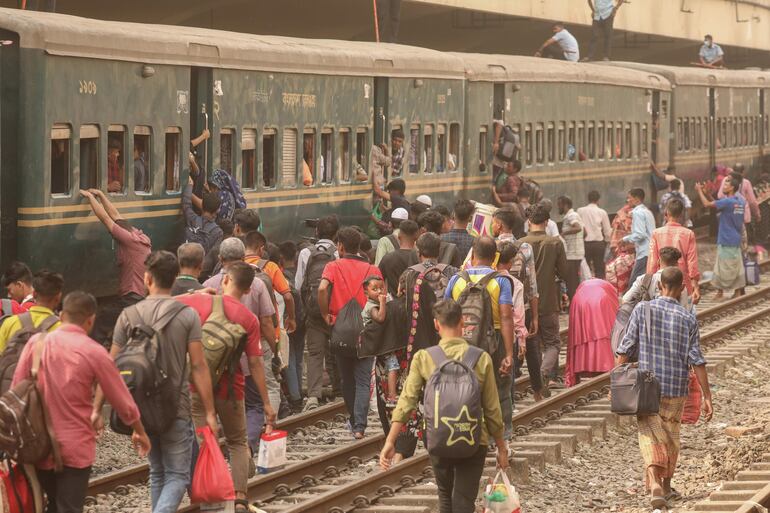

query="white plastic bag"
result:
[483,470,521,513]
[257,430,287,474]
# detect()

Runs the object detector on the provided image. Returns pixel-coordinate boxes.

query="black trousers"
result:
[430,445,488,513]
[37,466,92,513]
[587,16,614,60]
[514,309,544,393]
[584,241,607,279]
[565,259,582,300]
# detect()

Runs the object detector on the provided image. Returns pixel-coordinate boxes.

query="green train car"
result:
[0,9,768,296]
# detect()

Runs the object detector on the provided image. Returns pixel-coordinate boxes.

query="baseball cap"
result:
[391,207,409,220]
[416,194,432,207]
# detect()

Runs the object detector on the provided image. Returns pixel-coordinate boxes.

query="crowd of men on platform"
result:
[0,121,767,513]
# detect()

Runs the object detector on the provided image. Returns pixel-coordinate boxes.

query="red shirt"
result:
[646,222,700,294]
[1,299,23,316]
[110,223,152,297]
[12,324,140,470]
[321,255,382,323]
[176,294,262,400]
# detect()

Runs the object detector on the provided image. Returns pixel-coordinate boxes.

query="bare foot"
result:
[714,291,724,300]
[533,391,544,402]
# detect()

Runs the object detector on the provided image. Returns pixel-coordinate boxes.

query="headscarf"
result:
[209,169,246,222]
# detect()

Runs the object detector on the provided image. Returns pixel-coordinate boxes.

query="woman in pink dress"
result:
[565,278,619,387]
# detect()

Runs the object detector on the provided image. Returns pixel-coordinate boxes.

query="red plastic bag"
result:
[681,371,702,425]
[190,427,235,503]
[0,461,36,513]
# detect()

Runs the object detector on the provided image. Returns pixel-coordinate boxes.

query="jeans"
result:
[285,324,306,402]
[514,309,544,393]
[565,259,582,300]
[628,256,649,292]
[335,354,374,434]
[245,341,282,453]
[537,312,562,382]
[493,332,513,439]
[430,445,488,513]
[587,15,614,60]
[37,466,91,513]
[148,418,194,513]
[584,241,607,279]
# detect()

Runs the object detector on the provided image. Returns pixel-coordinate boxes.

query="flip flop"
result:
[665,489,682,502]
[651,496,668,510]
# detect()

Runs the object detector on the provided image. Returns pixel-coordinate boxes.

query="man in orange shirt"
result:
[647,199,701,305]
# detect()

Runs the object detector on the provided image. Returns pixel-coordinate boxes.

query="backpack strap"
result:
[211,295,225,317]
[1,298,11,316]
[425,345,449,368]
[641,273,654,302]
[18,312,33,332]
[36,314,59,334]
[475,271,500,289]
[387,233,399,249]
[461,345,484,371]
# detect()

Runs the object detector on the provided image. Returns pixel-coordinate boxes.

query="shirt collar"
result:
[438,337,467,348]
[657,296,679,305]
[58,323,87,336]
[665,221,683,228]
[29,305,55,316]
[342,254,369,262]
[22,294,34,304]
[497,233,515,242]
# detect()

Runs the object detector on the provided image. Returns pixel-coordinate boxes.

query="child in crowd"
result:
[362,276,399,406]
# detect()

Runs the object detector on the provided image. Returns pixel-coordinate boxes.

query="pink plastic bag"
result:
[190,427,235,503]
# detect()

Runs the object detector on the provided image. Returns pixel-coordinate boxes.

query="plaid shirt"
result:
[617,297,705,397]
[441,228,476,261]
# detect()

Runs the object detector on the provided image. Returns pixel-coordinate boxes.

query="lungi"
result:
[712,245,746,290]
[637,396,687,487]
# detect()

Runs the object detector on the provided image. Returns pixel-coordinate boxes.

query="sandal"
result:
[665,488,682,502]
[650,496,668,510]
[235,498,250,512]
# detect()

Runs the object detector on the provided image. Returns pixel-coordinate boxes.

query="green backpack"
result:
[201,295,247,398]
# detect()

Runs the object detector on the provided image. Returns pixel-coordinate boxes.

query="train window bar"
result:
[557,122,566,162]
[577,122,585,161]
[625,123,633,159]
[164,127,181,194]
[282,128,298,188]
[50,123,71,197]
[242,128,257,190]
[635,123,641,159]
[547,123,555,164]
[586,122,595,160]
[449,123,460,172]
[262,128,277,189]
[409,124,421,175]
[436,124,447,173]
[303,128,316,187]
[356,128,368,174]
[478,125,488,171]
[321,128,334,185]
[79,124,100,192]
[220,128,234,176]
[424,124,434,174]
[597,122,605,160]
[337,128,351,183]
[525,124,534,166]
[107,125,126,194]
[133,126,152,195]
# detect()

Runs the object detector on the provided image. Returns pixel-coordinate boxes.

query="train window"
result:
[641,124,648,155]
[424,124,434,173]
[282,128,297,188]
[409,125,420,174]
[743,118,749,146]
[79,125,100,191]
[694,119,701,150]
[525,124,533,166]
[625,123,632,158]
[50,124,71,196]
[587,122,595,160]
[356,128,368,171]
[690,119,697,150]
[567,122,575,161]
[303,129,315,186]
[262,129,276,188]
[133,126,151,194]
[683,119,690,151]
[558,122,566,162]
[577,122,585,160]
[661,99,668,118]
[615,123,623,159]
[321,129,333,184]
[765,116,769,144]
[164,127,181,193]
[676,119,683,151]
[337,128,351,182]
[449,123,460,172]
[547,123,555,163]
[437,124,447,173]
[754,117,760,145]
[597,122,605,159]
[607,122,614,160]
[107,126,125,193]
[535,124,544,164]
[242,128,256,190]
[732,118,738,147]
[479,125,488,170]
[220,128,234,175]
[634,123,640,158]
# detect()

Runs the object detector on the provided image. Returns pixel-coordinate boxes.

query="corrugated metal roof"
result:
[601,61,770,88]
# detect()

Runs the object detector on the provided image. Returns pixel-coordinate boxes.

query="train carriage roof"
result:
[451,53,671,91]
[0,8,465,80]
[600,62,770,88]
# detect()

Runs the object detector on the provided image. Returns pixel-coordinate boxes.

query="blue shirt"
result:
[699,43,724,64]
[617,297,706,397]
[622,204,655,260]
[552,29,580,62]
[593,0,615,20]
[715,196,745,247]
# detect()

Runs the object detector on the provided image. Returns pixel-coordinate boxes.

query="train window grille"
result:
[107,125,126,194]
[683,120,690,151]
[282,128,298,188]
[133,126,152,194]
[525,124,533,166]
[449,123,460,172]
[690,119,697,151]
[164,128,181,193]
[634,123,641,158]
[765,116,769,144]
[587,122,595,160]
[606,122,614,160]
[220,128,234,175]
[732,118,738,148]
[436,124,447,173]
[597,122,605,160]
[753,117,759,145]
[262,129,277,188]
[80,125,100,191]
[535,124,544,164]
[424,124,434,173]
[50,124,71,196]
[409,125,420,174]
[642,124,648,155]
[478,125,488,170]
[356,128,368,172]
[743,118,750,146]
[337,128,351,182]
[677,119,683,151]
[321,129,333,184]
[242,128,257,190]
[303,129,315,186]
[661,100,668,118]
[577,122,585,161]
[615,124,623,159]
[567,122,575,162]
[547,123,555,163]
[625,123,632,159]
[557,122,566,162]
[694,119,701,150]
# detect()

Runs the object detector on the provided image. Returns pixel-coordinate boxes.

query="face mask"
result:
[705,40,712,47]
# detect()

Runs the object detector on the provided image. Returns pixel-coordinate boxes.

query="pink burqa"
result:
[565,279,619,387]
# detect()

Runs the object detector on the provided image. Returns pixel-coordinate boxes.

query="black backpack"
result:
[610,273,654,360]
[329,298,363,357]
[0,313,59,395]
[503,240,532,306]
[496,125,519,162]
[357,299,408,358]
[185,217,223,255]
[455,271,499,355]
[301,244,336,321]
[110,302,187,436]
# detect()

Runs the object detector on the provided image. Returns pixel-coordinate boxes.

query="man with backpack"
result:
[0,270,62,354]
[200,208,261,282]
[445,236,515,438]
[7,291,151,513]
[177,262,275,512]
[183,177,224,254]
[295,215,340,411]
[411,210,462,268]
[658,179,692,227]
[318,227,382,439]
[380,299,508,513]
[491,115,521,178]
[107,251,217,513]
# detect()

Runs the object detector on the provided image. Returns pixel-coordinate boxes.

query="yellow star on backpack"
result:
[441,405,479,447]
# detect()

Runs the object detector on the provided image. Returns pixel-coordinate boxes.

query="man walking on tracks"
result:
[616,267,712,510]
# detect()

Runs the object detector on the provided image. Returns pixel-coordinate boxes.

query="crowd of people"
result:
[0,122,767,513]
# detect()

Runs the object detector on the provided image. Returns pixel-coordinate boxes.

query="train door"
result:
[650,91,660,164]
[190,66,213,180]
[374,77,389,147]
[708,88,717,169]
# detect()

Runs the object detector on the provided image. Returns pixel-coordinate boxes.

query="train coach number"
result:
[79,80,97,95]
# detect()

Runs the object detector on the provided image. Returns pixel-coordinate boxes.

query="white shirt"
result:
[552,29,580,62]
[577,203,612,242]
[561,209,585,260]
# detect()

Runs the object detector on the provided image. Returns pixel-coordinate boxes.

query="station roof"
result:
[451,53,671,91]
[601,61,770,88]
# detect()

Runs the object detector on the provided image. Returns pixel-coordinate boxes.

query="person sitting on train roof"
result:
[106,139,124,193]
[370,129,406,203]
[2,261,35,312]
[183,177,224,255]
[699,34,725,68]
[491,159,524,207]
[0,270,62,353]
[535,22,580,62]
